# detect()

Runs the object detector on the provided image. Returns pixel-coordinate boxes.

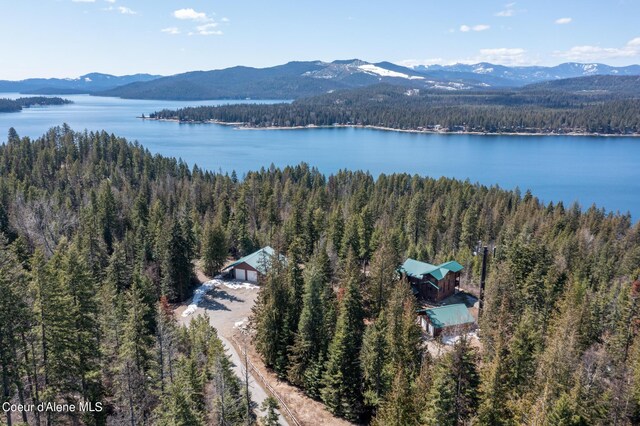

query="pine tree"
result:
[261,396,281,426]
[286,238,305,347]
[201,222,228,277]
[60,244,102,419]
[161,217,193,301]
[287,261,328,394]
[384,282,423,381]
[367,235,400,316]
[372,367,420,426]
[97,181,118,253]
[424,338,480,425]
[407,193,426,246]
[0,236,30,426]
[478,334,512,425]
[360,314,390,410]
[116,272,156,426]
[157,296,178,393]
[321,251,365,421]
[252,260,290,377]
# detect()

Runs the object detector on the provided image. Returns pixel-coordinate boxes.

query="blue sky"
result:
[1,0,639,79]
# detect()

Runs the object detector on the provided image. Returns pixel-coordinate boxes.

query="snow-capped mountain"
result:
[98,59,487,100]
[412,62,640,85]
[11,59,637,101]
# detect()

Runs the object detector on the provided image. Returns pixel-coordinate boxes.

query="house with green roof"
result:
[221,246,281,283]
[399,258,463,302]
[418,303,476,337]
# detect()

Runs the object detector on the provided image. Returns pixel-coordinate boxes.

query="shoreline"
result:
[138,117,640,138]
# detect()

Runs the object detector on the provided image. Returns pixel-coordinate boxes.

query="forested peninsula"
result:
[1,126,639,424]
[0,97,71,113]
[147,81,640,135]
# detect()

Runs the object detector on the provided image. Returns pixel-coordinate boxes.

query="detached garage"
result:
[222,246,279,284]
[418,304,476,338]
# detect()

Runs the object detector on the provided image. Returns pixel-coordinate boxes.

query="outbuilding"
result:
[418,303,476,337]
[222,246,279,284]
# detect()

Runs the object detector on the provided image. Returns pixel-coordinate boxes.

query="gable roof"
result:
[222,246,281,275]
[420,304,475,329]
[400,258,464,281]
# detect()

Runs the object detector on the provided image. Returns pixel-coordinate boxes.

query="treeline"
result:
[0,97,71,113]
[149,84,640,134]
[0,126,639,424]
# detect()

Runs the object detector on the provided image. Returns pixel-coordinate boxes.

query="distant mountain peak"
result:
[409,61,640,84]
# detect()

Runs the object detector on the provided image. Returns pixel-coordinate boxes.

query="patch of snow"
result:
[358,64,424,80]
[222,281,260,290]
[84,77,92,82]
[405,88,420,96]
[432,85,458,91]
[442,331,478,346]
[182,279,217,317]
[473,66,494,74]
[234,318,249,330]
[181,277,258,317]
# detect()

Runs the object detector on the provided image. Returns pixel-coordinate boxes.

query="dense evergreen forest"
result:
[0,97,71,113]
[1,126,639,425]
[149,83,640,134]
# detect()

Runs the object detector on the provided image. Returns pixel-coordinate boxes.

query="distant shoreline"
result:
[138,117,640,138]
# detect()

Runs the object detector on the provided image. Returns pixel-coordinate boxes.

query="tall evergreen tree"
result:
[200,222,228,277]
[321,251,365,421]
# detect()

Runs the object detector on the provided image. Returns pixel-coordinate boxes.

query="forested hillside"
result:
[149,81,640,134]
[0,127,639,425]
[0,97,71,113]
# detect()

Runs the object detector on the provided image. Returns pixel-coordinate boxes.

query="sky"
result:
[1,0,639,79]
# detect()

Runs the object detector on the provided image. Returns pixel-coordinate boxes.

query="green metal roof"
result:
[223,246,279,275]
[420,304,475,329]
[400,258,464,281]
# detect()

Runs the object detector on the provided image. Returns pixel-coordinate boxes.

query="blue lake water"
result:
[1,93,639,219]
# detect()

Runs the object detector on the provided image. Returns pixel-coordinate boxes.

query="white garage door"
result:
[247,270,258,283]
[235,268,246,281]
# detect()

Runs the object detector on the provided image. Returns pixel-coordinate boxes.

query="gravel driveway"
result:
[176,277,289,425]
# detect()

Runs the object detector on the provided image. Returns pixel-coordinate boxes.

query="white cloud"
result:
[173,8,211,22]
[496,9,514,17]
[221,17,230,23]
[161,27,180,35]
[118,6,136,14]
[460,24,490,32]
[72,0,96,2]
[555,17,572,24]
[555,37,640,61]
[104,0,115,3]
[628,37,640,47]
[496,2,516,17]
[195,23,222,36]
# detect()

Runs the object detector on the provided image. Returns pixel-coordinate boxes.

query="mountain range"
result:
[1,60,639,100]
[0,73,160,95]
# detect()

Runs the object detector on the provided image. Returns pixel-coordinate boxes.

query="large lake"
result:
[1,93,639,219]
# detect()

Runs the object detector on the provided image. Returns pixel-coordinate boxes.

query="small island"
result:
[0,96,72,113]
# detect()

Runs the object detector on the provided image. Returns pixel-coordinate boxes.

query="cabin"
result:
[221,246,281,284]
[418,304,476,337]
[399,258,463,302]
